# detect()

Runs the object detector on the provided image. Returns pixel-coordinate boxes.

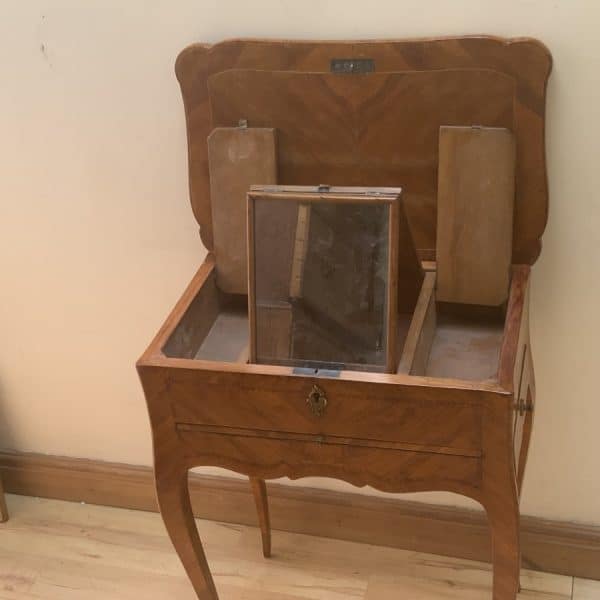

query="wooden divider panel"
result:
[208,127,277,294]
[436,126,516,306]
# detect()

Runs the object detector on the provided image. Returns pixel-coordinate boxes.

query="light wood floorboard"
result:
[573,578,600,599]
[0,494,591,600]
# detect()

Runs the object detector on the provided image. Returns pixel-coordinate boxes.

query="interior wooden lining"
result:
[195,310,249,363]
[165,269,506,381]
[425,314,505,381]
[163,270,220,359]
[398,272,436,375]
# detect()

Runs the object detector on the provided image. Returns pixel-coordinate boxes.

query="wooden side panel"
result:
[501,266,535,491]
[514,346,534,485]
[397,272,436,375]
[396,196,424,313]
[0,473,7,522]
[207,127,277,294]
[175,37,552,264]
[162,268,220,359]
[436,126,516,306]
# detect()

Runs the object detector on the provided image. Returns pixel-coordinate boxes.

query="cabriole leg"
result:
[154,458,218,600]
[250,477,271,557]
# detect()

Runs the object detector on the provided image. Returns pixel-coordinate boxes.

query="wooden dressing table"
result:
[137,36,552,600]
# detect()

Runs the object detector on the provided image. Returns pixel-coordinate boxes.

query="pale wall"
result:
[1,0,599,525]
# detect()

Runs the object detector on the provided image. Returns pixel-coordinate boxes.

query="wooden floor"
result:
[0,494,598,600]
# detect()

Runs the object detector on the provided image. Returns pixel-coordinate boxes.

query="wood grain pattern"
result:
[0,472,7,522]
[573,578,600,599]
[497,266,531,392]
[167,368,484,452]
[176,430,481,496]
[436,126,516,306]
[249,478,271,558]
[209,69,515,271]
[2,452,600,582]
[175,423,481,458]
[480,388,521,600]
[397,271,436,375]
[208,127,277,294]
[175,36,551,264]
[499,265,535,495]
[254,303,292,361]
[396,192,424,313]
[0,494,579,600]
[154,451,218,599]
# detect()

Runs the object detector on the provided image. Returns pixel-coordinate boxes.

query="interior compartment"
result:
[395,270,505,381]
[425,313,504,381]
[163,67,519,381]
[163,265,508,383]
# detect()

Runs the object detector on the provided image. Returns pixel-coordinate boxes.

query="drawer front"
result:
[167,370,483,454]
[177,429,482,494]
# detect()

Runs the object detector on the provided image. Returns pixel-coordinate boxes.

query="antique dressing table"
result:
[137,36,552,600]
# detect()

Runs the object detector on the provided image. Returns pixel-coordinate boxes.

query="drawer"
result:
[177,428,482,492]
[167,369,483,455]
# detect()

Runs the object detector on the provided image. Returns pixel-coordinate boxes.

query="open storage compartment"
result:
[162,258,516,385]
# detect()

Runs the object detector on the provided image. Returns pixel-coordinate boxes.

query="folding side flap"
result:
[208,126,277,294]
[436,126,516,307]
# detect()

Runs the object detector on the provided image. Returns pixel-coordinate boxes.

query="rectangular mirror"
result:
[248,185,400,372]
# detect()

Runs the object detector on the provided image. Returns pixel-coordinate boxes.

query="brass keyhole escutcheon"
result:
[307,385,328,417]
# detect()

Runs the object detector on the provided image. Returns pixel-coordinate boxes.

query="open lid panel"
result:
[176,36,552,265]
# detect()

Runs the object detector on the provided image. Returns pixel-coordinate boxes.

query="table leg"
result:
[486,496,520,600]
[480,390,523,600]
[155,459,218,599]
[250,478,271,557]
[0,473,7,522]
[482,441,521,600]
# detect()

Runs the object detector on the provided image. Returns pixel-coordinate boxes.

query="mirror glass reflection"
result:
[252,196,390,371]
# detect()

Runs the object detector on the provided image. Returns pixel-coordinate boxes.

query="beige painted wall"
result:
[1,0,599,525]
